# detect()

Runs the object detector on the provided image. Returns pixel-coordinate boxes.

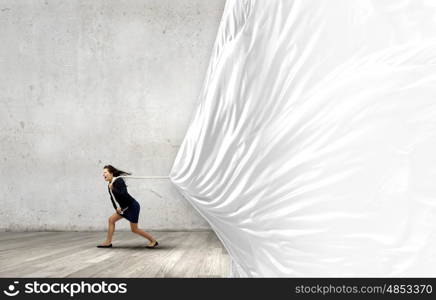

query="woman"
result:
[97,165,159,248]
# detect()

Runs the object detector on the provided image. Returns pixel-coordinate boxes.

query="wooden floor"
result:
[0,231,230,278]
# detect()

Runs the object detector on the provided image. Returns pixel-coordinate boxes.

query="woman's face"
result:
[103,168,113,182]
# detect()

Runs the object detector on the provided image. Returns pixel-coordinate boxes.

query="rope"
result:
[118,175,170,180]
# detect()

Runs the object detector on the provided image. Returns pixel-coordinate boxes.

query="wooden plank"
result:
[0,231,230,278]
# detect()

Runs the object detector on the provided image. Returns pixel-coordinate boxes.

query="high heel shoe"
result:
[97,243,112,248]
[146,241,159,249]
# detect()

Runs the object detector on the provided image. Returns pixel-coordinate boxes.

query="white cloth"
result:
[169,0,436,277]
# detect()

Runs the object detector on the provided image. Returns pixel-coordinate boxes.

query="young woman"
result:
[97,165,159,248]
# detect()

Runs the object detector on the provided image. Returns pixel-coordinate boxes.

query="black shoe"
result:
[97,243,112,248]
[146,241,159,249]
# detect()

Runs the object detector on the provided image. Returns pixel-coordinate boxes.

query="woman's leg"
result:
[102,213,123,245]
[130,223,157,245]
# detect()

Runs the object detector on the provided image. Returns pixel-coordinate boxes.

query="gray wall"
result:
[0,0,226,231]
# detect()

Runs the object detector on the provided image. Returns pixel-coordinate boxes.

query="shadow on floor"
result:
[100,245,171,250]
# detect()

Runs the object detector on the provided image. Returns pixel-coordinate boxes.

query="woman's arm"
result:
[113,178,129,195]
[108,186,118,210]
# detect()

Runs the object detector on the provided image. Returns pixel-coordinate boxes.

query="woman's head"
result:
[103,165,132,182]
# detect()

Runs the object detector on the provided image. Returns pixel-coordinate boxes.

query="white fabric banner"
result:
[169,0,436,277]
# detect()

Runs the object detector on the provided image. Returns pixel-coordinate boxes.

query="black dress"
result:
[108,177,141,223]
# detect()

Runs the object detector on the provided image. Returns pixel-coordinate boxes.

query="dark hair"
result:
[103,165,132,177]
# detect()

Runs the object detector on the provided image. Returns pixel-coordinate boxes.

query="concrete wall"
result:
[0,0,226,231]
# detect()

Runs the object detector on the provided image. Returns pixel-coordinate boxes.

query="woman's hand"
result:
[116,207,122,214]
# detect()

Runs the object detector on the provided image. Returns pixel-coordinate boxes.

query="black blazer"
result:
[108,177,135,210]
